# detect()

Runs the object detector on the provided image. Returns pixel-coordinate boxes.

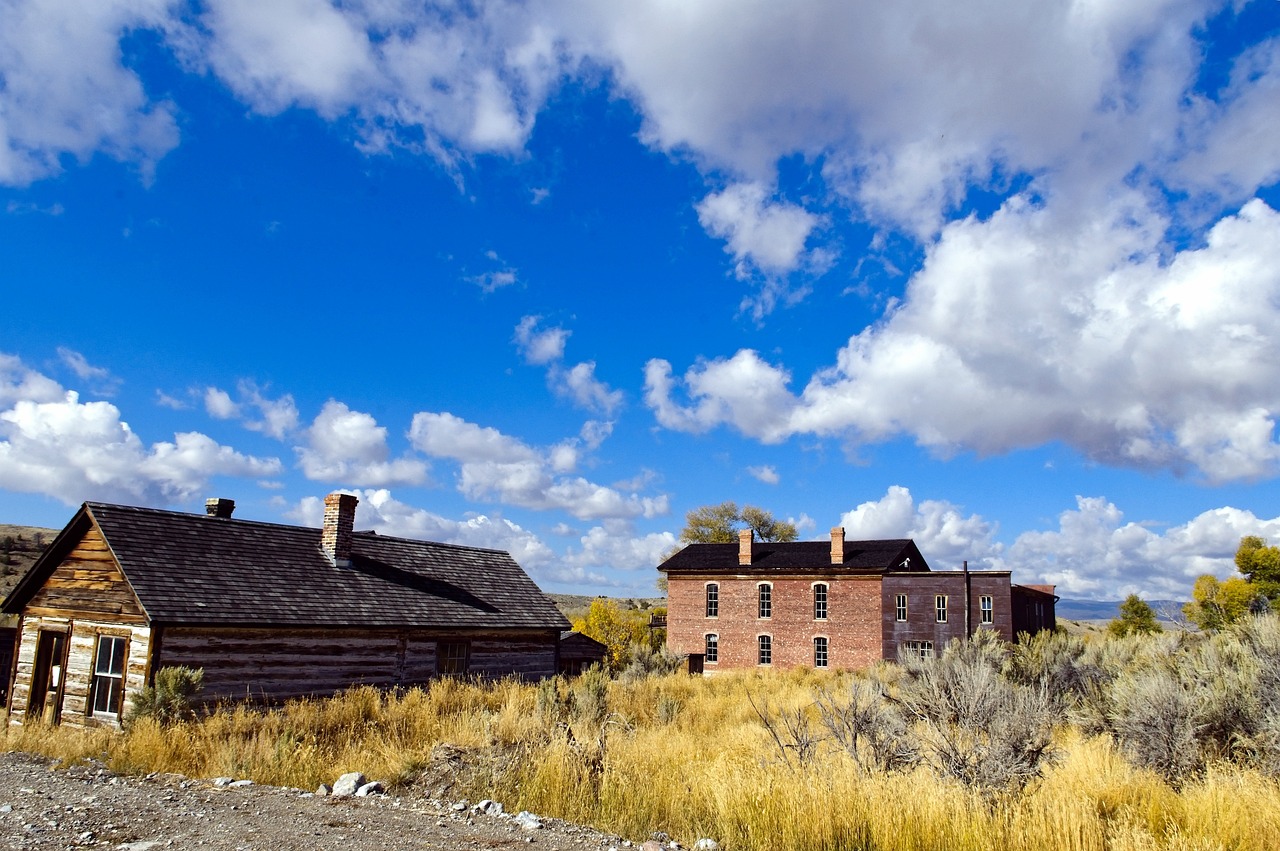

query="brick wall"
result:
[668,574,884,671]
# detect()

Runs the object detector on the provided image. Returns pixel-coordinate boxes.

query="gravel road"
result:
[0,751,634,851]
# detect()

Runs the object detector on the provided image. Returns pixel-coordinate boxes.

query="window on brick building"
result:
[903,640,934,659]
[758,583,772,619]
[980,595,993,624]
[758,635,772,665]
[935,595,948,623]
[705,583,719,617]
[895,594,908,622]
[705,633,718,663]
[813,636,828,668]
[813,583,828,620]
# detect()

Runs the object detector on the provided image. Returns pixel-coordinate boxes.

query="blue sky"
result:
[3,0,1280,600]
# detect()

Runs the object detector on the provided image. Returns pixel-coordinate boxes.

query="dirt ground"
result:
[0,751,638,851]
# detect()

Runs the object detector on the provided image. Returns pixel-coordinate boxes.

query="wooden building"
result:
[557,630,608,676]
[661,527,1056,673]
[3,493,569,728]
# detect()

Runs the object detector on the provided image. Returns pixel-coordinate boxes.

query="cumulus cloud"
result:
[839,486,1003,571]
[747,464,779,485]
[204,387,239,420]
[409,410,667,520]
[56,348,121,396]
[289,488,558,574]
[298,400,428,487]
[648,199,1280,483]
[514,316,623,416]
[0,355,281,506]
[555,519,677,590]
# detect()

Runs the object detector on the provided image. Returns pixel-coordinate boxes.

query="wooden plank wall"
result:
[8,616,150,729]
[25,528,146,624]
[158,627,560,703]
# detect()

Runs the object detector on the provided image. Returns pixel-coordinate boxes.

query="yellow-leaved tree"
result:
[572,598,650,671]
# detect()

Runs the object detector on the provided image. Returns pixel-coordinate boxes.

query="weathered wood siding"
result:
[155,627,559,703]
[25,528,146,624]
[7,616,150,729]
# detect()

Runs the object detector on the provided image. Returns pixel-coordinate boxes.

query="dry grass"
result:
[4,670,1278,851]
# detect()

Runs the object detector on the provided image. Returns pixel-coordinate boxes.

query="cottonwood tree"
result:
[1236,536,1280,602]
[1108,594,1161,636]
[678,501,798,545]
[1184,574,1260,631]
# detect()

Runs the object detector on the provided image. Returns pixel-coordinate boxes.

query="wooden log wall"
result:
[157,627,560,704]
[25,528,146,624]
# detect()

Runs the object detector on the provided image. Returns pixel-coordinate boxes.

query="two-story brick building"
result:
[660,527,1056,673]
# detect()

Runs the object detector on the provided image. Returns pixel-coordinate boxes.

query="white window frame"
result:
[813,636,829,668]
[904,640,934,660]
[813,583,828,620]
[935,595,948,624]
[705,583,719,618]
[705,633,719,663]
[895,594,908,622]
[90,634,127,717]
[757,583,772,619]
[757,634,772,666]
[980,595,993,625]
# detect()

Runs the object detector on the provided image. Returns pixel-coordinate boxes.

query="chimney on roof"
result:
[738,528,753,565]
[205,498,235,519]
[321,492,358,567]
[830,527,845,564]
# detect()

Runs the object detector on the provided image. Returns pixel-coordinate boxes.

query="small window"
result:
[758,583,772,619]
[980,595,993,625]
[705,583,719,618]
[437,641,470,675]
[814,636,828,668]
[935,595,948,623]
[895,594,908,622]
[813,584,828,620]
[758,635,772,666]
[90,635,127,716]
[705,634,719,663]
[904,640,934,660]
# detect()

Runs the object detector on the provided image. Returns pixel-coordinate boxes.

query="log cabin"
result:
[661,527,1057,673]
[3,493,569,728]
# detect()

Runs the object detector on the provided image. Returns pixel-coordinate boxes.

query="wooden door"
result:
[28,630,68,724]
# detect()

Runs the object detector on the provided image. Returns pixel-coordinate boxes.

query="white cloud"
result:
[558,362,623,416]
[1003,497,1280,601]
[747,464,779,485]
[556,519,677,590]
[697,181,821,270]
[514,315,569,365]
[649,198,1280,483]
[56,348,121,395]
[236,381,299,440]
[290,488,558,574]
[839,486,1002,571]
[0,355,281,506]
[409,410,667,520]
[204,387,239,420]
[298,400,428,487]
[0,0,179,185]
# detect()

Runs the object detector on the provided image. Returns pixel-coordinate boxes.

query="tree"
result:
[677,501,798,546]
[1235,536,1280,602]
[1108,594,1161,637]
[572,599,649,672]
[1183,574,1257,631]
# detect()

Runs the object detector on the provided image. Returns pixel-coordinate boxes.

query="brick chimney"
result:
[830,527,845,564]
[321,492,358,567]
[205,498,235,519]
[738,528,753,565]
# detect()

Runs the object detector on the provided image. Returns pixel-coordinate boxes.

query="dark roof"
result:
[658,538,930,574]
[5,502,568,631]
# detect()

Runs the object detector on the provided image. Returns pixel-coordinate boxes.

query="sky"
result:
[3,1,1280,602]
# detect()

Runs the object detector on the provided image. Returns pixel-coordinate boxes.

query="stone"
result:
[355,781,385,797]
[229,780,254,788]
[211,777,235,788]
[331,772,366,797]
[315,784,332,796]
[514,811,543,830]
[692,841,720,851]
[641,842,664,851]
[472,800,504,816]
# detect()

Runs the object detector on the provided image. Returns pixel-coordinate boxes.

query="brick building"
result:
[660,527,1056,673]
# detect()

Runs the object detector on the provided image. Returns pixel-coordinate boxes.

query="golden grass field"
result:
[4,666,1277,851]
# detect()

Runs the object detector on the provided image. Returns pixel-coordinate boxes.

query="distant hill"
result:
[1056,598,1188,623]
[0,524,57,603]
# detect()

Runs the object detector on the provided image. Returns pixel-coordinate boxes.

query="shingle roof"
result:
[23,502,568,630]
[658,538,928,574]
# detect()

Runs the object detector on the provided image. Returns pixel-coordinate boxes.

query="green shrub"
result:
[127,666,204,726]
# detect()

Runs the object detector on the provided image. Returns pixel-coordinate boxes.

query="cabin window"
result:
[90,635,127,716]
[814,636,829,668]
[980,595,994,624]
[437,642,470,676]
[705,583,719,617]
[895,594,908,622]
[935,595,948,623]
[903,640,934,660]
[705,634,719,663]
[813,584,828,620]
[758,583,772,619]
[758,635,772,666]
